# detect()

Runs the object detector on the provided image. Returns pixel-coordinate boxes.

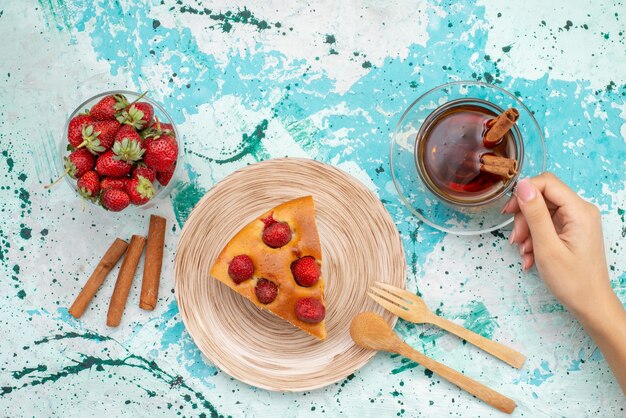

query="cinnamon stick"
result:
[140,215,167,311]
[68,238,128,319]
[480,154,518,179]
[106,235,146,327]
[483,108,519,148]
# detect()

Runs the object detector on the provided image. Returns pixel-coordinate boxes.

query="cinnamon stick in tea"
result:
[483,108,519,148]
[107,235,146,327]
[480,154,518,179]
[140,215,167,311]
[68,238,128,319]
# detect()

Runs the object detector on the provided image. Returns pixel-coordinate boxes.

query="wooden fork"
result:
[368,282,526,369]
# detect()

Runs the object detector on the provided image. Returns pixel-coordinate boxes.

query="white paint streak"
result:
[478,0,626,89]
[163,0,434,93]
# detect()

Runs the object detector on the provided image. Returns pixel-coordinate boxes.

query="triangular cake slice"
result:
[210,196,326,339]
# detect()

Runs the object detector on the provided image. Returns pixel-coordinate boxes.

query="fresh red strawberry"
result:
[154,116,175,134]
[159,121,174,130]
[255,278,278,304]
[114,124,142,144]
[295,298,325,323]
[155,162,175,186]
[260,213,276,227]
[142,136,156,149]
[100,176,128,191]
[68,114,94,148]
[89,94,128,121]
[142,116,176,139]
[126,175,155,205]
[133,102,154,127]
[77,170,100,201]
[118,101,154,130]
[45,148,95,189]
[144,136,178,172]
[112,125,144,163]
[77,120,121,154]
[131,165,156,182]
[66,148,96,178]
[96,150,131,177]
[228,255,254,284]
[92,120,120,150]
[101,188,130,212]
[291,256,321,287]
[159,122,175,136]
[262,221,292,248]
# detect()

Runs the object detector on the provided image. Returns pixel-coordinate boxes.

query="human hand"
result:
[504,173,626,394]
[502,173,612,317]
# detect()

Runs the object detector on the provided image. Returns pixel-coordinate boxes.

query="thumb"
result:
[515,178,560,249]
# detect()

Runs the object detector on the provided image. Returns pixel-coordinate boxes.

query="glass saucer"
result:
[390,81,546,235]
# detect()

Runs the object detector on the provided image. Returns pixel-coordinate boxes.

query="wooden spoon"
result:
[350,312,516,414]
[369,282,526,369]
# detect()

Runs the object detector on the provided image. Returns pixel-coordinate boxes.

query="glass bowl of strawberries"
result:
[49,91,183,211]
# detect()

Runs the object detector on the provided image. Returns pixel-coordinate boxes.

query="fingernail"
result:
[518,243,525,255]
[515,178,536,203]
[500,198,511,214]
[508,229,516,244]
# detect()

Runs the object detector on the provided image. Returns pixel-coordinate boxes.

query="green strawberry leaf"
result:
[128,106,145,123]
[113,94,129,110]
[82,124,94,137]
[116,112,128,124]
[78,187,94,200]
[112,137,145,162]
[137,176,155,199]
[86,138,105,154]
[90,144,106,154]
[65,159,78,178]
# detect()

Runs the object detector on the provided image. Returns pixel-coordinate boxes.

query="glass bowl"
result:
[58,90,184,210]
[390,81,546,235]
